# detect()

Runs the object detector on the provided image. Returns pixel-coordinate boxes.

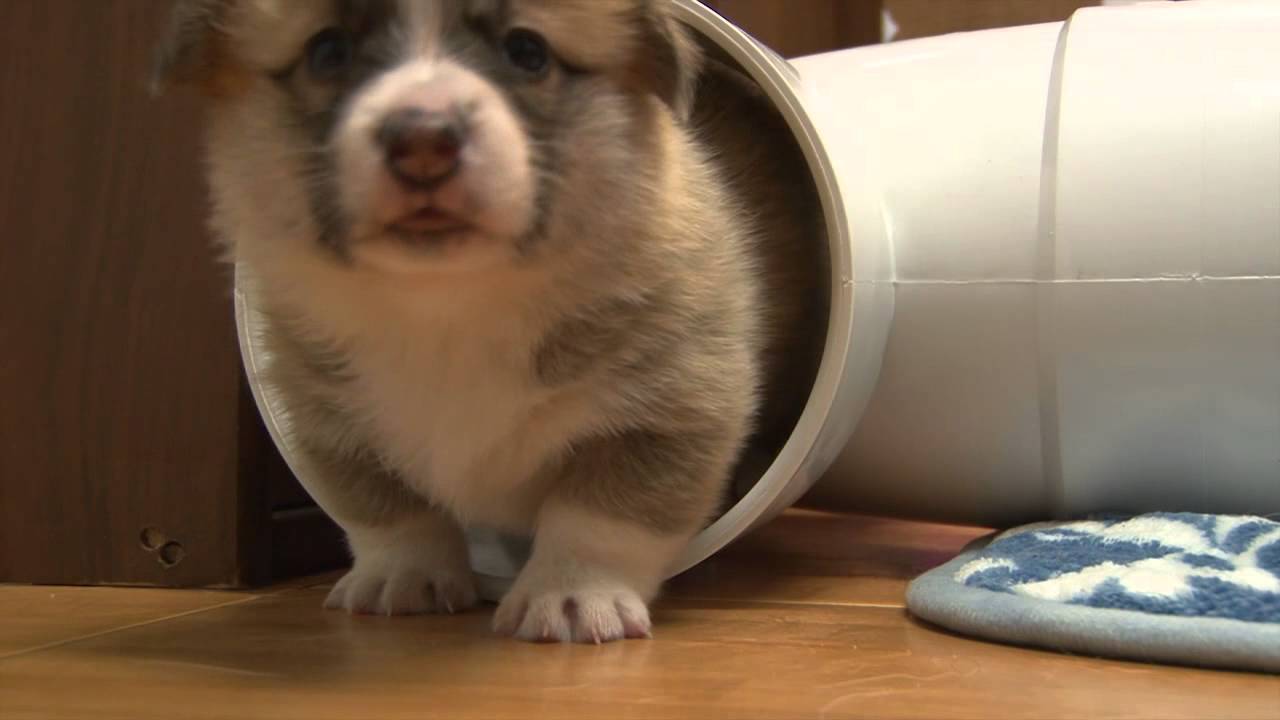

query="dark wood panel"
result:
[0,0,246,587]
[884,0,1100,40]
[706,0,883,57]
[269,507,348,582]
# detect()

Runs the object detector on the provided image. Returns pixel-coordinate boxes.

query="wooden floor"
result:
[2,512,1276,720]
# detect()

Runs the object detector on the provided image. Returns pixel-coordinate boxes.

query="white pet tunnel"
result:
[238,0,1280,596]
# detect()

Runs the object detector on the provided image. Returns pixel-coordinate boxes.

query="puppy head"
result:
[155,0,703,279]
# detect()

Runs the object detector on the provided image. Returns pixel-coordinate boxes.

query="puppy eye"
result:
[502,28,550,76]
[305,28,353,81]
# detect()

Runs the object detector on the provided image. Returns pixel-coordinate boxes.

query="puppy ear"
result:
[634,3,704,121]
[150,0,234,96]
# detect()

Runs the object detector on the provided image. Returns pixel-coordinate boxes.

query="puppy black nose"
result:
[376,108,466,188]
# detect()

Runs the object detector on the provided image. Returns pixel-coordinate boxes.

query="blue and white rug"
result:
[906,513,1280,673]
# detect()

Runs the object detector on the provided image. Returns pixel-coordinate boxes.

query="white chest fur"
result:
[332,284,593,532]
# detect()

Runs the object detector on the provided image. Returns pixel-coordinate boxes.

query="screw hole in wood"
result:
[139,527,166,552]
[157,541,186,568]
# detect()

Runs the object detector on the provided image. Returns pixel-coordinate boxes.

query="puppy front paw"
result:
[323,518,478,616]
[324,563,478,616]
[493,575,652,644]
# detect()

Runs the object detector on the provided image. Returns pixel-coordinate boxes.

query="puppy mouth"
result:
[385,206,473,246]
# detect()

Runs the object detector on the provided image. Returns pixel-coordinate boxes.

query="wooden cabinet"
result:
[706,0,1100,56]
[0,1,344,589]
[704,0,883,57]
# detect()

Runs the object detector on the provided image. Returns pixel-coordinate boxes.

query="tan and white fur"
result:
[153,0,824,643]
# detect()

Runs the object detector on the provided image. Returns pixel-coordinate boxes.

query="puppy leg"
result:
[295,452,476,616]
[492,502,684,642]
[323,504,477,617]
[264,323,478,615]
[493,432,725,643]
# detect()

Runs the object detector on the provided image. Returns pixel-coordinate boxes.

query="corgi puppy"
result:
[154,0,824,643]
